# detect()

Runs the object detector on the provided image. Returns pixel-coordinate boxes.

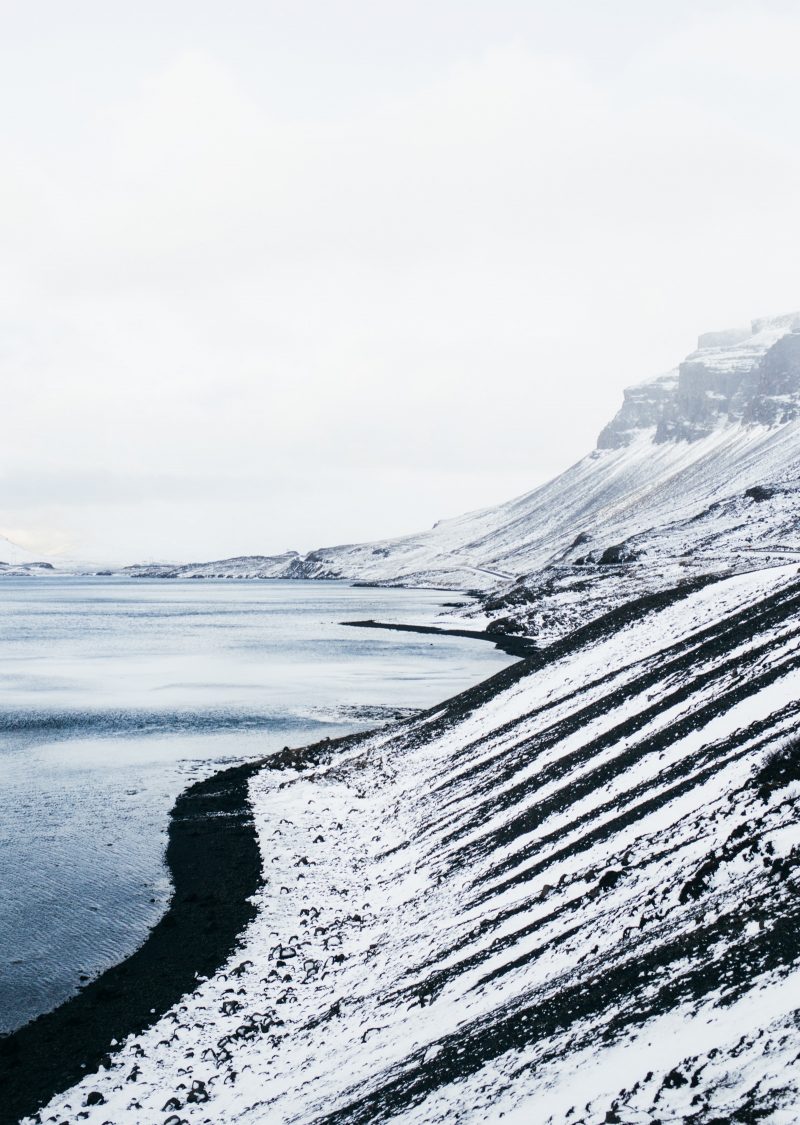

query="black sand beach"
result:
[0,759,264,1125]
[0,621,523,1125]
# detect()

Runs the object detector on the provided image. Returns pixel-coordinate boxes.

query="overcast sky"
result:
[2,0,799,562]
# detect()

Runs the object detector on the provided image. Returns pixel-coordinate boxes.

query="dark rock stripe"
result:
[430,580,800,811]
[322,843,800,1125]
[393,708,794,1008]
[437,590,800,873]
[461,648,800,894]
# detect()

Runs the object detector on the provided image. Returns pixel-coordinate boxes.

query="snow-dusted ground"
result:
[15,312,800,1121]
[32,563,800,1124]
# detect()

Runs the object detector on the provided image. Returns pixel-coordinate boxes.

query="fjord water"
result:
[0,578,513,1034]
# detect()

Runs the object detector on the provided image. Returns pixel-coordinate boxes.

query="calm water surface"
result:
[0,578,513,1033]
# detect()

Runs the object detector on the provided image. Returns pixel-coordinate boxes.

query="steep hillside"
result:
[24,562,800,1123]
[306,312,800,591]
[8,313,800,1125]
[126,313,800,601]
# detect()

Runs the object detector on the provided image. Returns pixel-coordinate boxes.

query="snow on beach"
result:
[30,563,800,1123]
[15,313,800,1122]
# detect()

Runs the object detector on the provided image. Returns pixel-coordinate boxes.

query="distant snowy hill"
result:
[121,552,306,581]
[0,534,57,575]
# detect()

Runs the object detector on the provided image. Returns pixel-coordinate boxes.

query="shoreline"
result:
[0,737,361,1125]
[342,618,538,658]
[0,618,522,1125]
[1,585,717,1121]
[0,758,267,1125]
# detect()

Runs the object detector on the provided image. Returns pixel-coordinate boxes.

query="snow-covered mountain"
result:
[598,311,800,446]
[129,312,800,605]
[306,311,800,590]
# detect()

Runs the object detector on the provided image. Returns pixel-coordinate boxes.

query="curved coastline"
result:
[1,732,371,1125]
[0,758,266,1125]
[0,621,523,1125]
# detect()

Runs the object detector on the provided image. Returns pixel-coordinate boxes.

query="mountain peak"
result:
[598,311,800,449]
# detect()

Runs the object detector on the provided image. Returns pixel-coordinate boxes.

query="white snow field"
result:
[30,562,800,1124]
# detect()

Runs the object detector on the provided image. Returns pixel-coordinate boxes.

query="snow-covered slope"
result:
[10,311,800,1124]
[307,312,800,589]
[120,553,307,581]
[29,563,800,1123]
[129,312,800,596]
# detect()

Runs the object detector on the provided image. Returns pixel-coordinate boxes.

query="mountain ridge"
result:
[118,311,800,623]
[598,311,800,447]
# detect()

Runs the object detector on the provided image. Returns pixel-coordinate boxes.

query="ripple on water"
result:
[0,578,515,1033]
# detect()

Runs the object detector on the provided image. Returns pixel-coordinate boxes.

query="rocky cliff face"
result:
[598,312,800,448]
